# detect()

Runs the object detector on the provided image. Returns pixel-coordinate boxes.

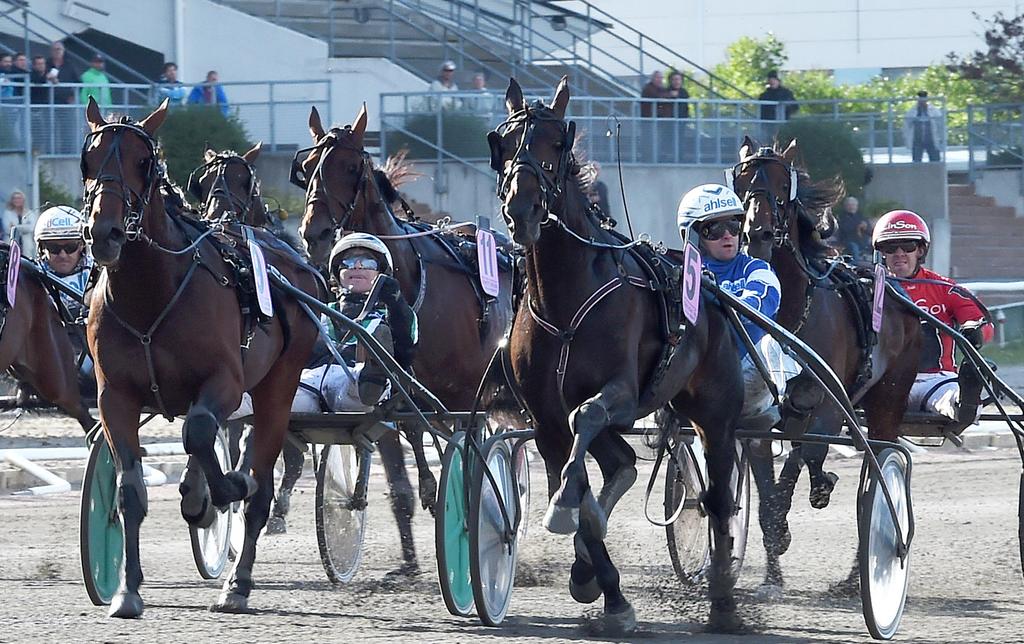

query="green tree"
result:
[157,106,251,185]
[710,33,788,98]
[948,12,1024,104]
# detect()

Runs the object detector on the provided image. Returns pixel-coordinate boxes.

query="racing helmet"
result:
[34,205,85,244]
[328,232,393,277]
[676,184,744,233]
[872,210,930,248]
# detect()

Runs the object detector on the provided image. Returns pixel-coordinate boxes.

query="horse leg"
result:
[545,382,636,536]
[801,408,842,509]
[377,429,419,576]
[702,422,743,633]
[570,431,637,605]
[213,374,295,613]
[576,518,637,634]
[100,389,147,619]
[266,438,305,535]
[747,450,786,599]
[402,422,438,515]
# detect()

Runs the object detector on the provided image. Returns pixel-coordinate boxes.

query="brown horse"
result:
[731,137,921,594]
[187,142,270,225]
[0,257,94,431]
[81,97,320,617]
[297,105,515,572]
[491,77,746,632]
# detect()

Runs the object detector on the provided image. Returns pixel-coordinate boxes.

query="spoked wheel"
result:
[189,431,232,579]
[436,432,474,617]
[730,442,752,576]
[859,447,911,641]
[80,436,124,606]
[1018,472,1023,580]
[665,439,710,584]
[512,441,531,544]
[469,435,519,626]
[316,444,369,584]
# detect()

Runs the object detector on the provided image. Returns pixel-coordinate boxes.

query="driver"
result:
[34,205,95,389]
[872,210,992,421]
[677,184,797,425]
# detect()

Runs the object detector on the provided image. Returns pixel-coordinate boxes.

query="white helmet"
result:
[328,232,393,276]
[35,205,85,243]
[676,184,744,231]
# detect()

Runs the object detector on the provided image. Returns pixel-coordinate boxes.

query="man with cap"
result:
[428,60,460,110]
[757,70,798,123]
[903,90,943,162]
[79,53,112,107]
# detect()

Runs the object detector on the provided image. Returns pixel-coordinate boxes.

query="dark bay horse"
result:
[81,97,320,617]
[0,256,94,431]
[491,77,746,632]
[731,136,921,594]
[297,105,515,573]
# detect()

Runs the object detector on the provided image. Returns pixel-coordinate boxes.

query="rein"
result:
[187,153,262,223]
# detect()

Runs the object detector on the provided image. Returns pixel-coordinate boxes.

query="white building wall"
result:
[595,0,1021,74]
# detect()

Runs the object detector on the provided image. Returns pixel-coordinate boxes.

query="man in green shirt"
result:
[79,53,112,107]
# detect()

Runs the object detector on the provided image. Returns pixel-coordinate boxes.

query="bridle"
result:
[728,147,800,251]
[80,119,161,244]
[290,126,372,234]
[489,101,577,228]
[187,153,261,222]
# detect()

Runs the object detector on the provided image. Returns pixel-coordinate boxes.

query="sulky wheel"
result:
[80,435,124,606]
[730,441,752,577]
[513,440,531,544]
[1018,472,1023,580]
[469,434,519,626]
[859,447,911,641]
[665,439,710,584]
[189,430,232,580]
[316,444,369,584]
[436,432,474,617]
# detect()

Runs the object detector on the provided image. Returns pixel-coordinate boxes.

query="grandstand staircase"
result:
[948,183,1023,281]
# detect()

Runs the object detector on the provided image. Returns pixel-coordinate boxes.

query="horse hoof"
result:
[180,491,216,528]
[600,604,637,635]
[707,605,744,633]
[569,575,601,604]
[225,471,258,502]
[108,590,144,619]
[210,592,252,614]
[419,474,438,515]
[777,521,792,556]
[809,472,839,509]
[543,502,578,534]
[754,583,784,602]
[265,515,287,535]
[579,491,607,540]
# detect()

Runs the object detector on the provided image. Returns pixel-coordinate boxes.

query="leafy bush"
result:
[864,199,903,220]
[39,168,80,209]
[386,112,491,160]
[157,106,251,185]
[778,119,867,197]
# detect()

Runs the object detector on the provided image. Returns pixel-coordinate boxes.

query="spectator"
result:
[640,70,664,118]
[157,62,186,104]
[10,53,27,97]
[835,196,871,260]
[427,60,459,110]
[29,55,53,105]
[188,70,229,116]
[659,70,690,119]
[80,53,112,107]
[0,54,13,99]
[2,190,37,255]
[12,52,27,74]
[903,90,943,163]
[46,40,79,105]
[758,70,797,122]
[463,72,495,115]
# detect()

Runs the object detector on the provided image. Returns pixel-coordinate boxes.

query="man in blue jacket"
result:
[677,183,796,423]
[188,70,229,116]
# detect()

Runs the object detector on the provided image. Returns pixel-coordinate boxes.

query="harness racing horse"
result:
[731,137,921,595]
[297,105,515,573]
[187,142,267,224]
[491,77,746,632]
[0,255,95,431]
[81,97,320,617]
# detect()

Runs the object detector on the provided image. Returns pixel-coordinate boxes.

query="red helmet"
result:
[872,210,930,248]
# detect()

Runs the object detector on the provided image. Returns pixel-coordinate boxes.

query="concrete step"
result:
[949,195,997,208]
[948,183,975,196]
[949,205,1019,219]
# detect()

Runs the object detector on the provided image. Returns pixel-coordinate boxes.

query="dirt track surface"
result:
[0,420,1021,644]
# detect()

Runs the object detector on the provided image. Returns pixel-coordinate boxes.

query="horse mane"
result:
[369,149,423,214]
[770,142,844,259]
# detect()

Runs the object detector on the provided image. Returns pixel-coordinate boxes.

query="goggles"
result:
[877,241,920,254]
[338,256,380,271]
[699,219,742,241]
[41,241,83,255]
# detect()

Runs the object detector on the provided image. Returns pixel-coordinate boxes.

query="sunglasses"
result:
[878,241,920,254]
[700,220,742,241]
[338,256,380,271]
[41,242,83,255]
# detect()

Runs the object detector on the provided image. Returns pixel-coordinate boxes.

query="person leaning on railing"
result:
[79,53,112,108]
[156,61,187,105]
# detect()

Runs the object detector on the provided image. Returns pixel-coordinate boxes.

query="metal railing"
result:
[961,103,1023,182]
[380,91,953,167]
[0,78,330,156]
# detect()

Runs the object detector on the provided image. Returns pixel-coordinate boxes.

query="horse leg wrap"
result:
[118,461,149,521]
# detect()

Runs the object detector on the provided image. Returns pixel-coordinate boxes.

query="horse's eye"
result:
[348,165,358,174]
[553,141,563,150]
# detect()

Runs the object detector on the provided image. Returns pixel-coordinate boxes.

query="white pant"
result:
[741,335,802,417]
[228,363,387,420]
[907,371,961,420]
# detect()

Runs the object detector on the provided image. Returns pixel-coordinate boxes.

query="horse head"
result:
[489,76,575,247]
[81,97,167,266]
[731,135,801,261]
[189,141,264,224]
[297,104,369,265]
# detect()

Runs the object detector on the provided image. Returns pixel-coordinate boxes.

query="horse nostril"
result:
[107,227,126,245]
[318,228,332,242]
